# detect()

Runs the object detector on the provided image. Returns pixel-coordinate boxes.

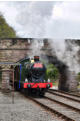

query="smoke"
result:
[49,39,65,60]
[29,38,44,58]
[1,1,80,38]
[63,40,80,73]
[0,1,80,73]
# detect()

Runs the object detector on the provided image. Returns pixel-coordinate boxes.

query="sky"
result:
[0,1,80,38]
[0,1,80,72]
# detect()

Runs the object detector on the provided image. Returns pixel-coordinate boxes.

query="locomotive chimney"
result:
[34,56,39,62]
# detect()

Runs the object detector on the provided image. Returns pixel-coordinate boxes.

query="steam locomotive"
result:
[13,56,52,96]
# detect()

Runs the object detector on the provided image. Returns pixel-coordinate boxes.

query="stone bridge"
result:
[0,38,78,91]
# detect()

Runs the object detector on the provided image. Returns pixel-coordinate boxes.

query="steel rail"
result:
[48,90,80,103]
[26,96,75,121]
[49,89,80,98]
[44,96,80,113]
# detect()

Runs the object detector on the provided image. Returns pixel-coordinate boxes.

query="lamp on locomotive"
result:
[31,58,34,63]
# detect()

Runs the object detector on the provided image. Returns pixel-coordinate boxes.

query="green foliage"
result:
[0,15,16,38]
[77,72,80,82]
[78,72,80,75]
[45,64,59,81]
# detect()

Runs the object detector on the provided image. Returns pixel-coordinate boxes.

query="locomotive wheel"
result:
[14,82,18,91]
[24,88,31,96]
[39,91,45,97]
[24,88,27,95]
[14,82,21,91]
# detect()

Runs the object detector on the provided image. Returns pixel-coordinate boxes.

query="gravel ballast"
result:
[0,91,62,121]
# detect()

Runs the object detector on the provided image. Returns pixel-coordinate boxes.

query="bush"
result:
[77,72,80,83]
[0,15,16,38]
[45,64,59,81]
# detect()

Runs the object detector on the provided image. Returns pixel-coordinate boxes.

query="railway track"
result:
[20,88,80,121]
[46,91,80,112]
[49,89,80,98]
[45,95,80,113]
[48,89,80,103]
[26,95,80,121]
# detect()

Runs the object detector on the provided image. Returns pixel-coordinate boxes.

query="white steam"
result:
[0,1,80,73]
[49,39,65,60]
[63,40,80,73]
[0,1,80,38]
[30,39,44,58]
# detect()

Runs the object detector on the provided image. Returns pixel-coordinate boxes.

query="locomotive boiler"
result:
[14,56,52,96]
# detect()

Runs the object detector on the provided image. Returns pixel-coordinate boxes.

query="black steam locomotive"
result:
[14,56,52,96]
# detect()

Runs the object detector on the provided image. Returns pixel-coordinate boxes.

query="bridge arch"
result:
[46,55,77,91]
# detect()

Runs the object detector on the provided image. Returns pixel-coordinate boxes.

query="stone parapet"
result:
[0,38,79,92]
[1,65,12,90]
[58,69,77,91]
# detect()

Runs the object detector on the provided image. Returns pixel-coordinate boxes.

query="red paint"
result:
[33,63,43,68]
[23,82,52,88]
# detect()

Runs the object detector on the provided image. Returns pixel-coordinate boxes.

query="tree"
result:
[77,72,80,83]
[0,15,16,38]
[45,64,59,81]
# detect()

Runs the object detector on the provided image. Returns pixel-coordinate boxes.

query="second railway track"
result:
[48,89,80,103]
[49,89,80,98]
[25,95,80,121]
[20,89,80,121]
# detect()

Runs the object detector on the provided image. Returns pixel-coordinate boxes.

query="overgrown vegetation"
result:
[77,72,80,83]
[0,15,16,38]
[76,72,80,88]
[45,64,59,82]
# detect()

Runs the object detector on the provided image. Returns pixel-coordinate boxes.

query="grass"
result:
[52,80,59,86]
[77,85,80,89]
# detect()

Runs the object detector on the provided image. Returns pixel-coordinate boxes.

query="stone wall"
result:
[0,39,31,62]
[0,38,78,91]
[0,38,52,90]
[0,38,52,62]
